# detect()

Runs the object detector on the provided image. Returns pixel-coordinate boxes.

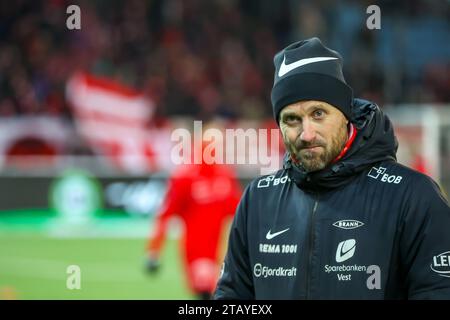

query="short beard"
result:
[283,125,348,173]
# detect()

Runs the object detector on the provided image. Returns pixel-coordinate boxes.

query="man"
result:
[214,37,450,299]
[146,121,242,299]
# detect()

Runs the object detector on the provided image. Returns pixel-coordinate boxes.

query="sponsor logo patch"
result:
[259,243,298,254]
[324,239,381,288]
[336,239,356,263]
[431,251,450,278]
[266,228,290,240]
[367,166,403,184]
[257,175,290,188]
[333,220,364,230]
[253,263,297,278]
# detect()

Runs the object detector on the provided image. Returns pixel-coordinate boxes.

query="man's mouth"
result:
[301,146,323,151]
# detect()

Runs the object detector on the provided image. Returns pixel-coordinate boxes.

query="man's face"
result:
[279,100,349,173]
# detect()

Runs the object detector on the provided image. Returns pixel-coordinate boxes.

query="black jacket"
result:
[214,99,450,299]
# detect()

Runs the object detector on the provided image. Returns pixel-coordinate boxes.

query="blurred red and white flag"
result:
[66,72,160,173]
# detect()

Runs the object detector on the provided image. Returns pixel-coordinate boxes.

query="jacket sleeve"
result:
[213,184,254,299]
[400,176,450,299]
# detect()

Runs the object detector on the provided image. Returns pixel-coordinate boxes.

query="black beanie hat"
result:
[271,37,353,123]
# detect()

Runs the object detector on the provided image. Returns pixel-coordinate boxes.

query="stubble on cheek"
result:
[280,122,348,172]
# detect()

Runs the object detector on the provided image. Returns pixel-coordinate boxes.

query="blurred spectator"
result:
[145,119,242,299]
[0,0,448,130]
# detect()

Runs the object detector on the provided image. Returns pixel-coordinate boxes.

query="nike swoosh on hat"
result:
[278,56,338,77]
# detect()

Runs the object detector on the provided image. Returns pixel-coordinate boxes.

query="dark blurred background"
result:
[0,0,448,121]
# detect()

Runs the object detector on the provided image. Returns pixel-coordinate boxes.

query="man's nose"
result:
[300,121,316,142]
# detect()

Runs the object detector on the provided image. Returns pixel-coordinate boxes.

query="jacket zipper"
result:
[306,198,318,299]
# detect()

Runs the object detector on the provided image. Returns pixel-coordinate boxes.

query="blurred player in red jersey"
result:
[145,120,242,300]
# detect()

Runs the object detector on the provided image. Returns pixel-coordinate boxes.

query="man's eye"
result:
[313,110,325,118]
[284,115,300,123]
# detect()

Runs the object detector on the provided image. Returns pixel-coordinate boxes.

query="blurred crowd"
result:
[0,0,449,121]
